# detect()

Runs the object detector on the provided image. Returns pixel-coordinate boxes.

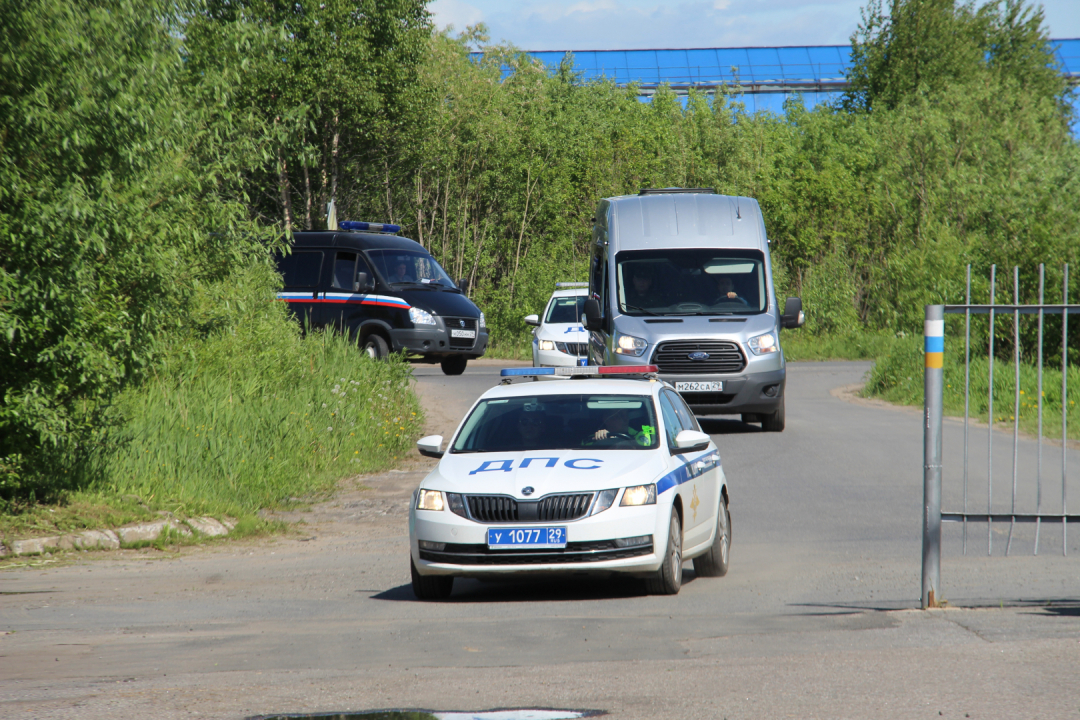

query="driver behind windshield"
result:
[623,265,662,310]
[387,257,414,284]
[585,407,656,447]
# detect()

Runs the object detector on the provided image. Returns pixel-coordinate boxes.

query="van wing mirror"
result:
[782,297,805,329]
[524,314,540,327]
[416,435,444,459]
[456,278,470,295]
[353,272,372,293]
[583,298,602,331]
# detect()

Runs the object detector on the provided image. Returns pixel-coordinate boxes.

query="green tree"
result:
[0,0,275,499]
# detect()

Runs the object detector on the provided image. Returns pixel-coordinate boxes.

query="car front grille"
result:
[652,340,746,374]
[555,342,588,356]
[418,540,653,566]
[465,493,594,523]
[445,317,478,348]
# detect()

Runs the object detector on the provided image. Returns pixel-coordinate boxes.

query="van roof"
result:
[605,192,766,251]
[290,231,424,253]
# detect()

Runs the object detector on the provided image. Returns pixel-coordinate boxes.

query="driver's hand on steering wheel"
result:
[594,428,610,440]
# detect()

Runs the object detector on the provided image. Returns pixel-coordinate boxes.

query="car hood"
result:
[426,449,669,499]
[396,288,481,318]
[535,322,589,342]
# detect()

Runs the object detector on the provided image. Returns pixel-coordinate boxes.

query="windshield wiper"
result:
[622,304,664,316]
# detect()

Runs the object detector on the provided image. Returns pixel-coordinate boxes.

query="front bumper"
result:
[392,324,489,359]
[410,501,667,578]
[535,346,587,368]
[666,367,786,415]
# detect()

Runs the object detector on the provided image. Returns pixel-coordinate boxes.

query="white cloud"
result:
[429,0,486,32]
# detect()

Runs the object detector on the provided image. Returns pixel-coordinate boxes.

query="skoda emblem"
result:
[688,351,710,361]
[521,486,534,496]
[459,319,466,328]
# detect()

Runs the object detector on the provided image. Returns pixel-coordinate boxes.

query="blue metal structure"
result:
[501,39,1080,118]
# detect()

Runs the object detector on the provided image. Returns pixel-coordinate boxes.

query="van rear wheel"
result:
[441,355,467,375]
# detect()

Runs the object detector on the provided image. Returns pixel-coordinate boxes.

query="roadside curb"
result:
[0,515,237,559]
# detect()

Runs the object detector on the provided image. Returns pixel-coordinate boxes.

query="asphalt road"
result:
[2,360,1079,720]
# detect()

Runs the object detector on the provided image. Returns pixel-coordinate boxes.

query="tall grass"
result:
[865,337,1080,441]
[0,265,422,537]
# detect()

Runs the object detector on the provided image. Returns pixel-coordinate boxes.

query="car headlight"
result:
[409,307,436,326]
[747,331,778,355]
[590,488,618,516]
[479,312,486,330]
[539,340,555,351]
[614,331,647,357]
[620,484,657,506]
[415,489,445,511]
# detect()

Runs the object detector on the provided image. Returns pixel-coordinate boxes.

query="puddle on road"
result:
[251,710,604,720]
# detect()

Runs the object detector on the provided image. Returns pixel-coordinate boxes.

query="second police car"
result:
[525,282,591,368]
[408,364,731,599]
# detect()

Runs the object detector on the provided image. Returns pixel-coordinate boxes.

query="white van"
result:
[582,188,803,431]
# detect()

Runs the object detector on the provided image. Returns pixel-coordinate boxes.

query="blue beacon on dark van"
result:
[274,221,488,375]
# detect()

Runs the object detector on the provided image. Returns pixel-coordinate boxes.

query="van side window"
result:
[279,251,323,288]
[332,252,358,290]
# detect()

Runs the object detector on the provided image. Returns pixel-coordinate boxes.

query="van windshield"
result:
[616,249,767,316]
[368,249,456,289]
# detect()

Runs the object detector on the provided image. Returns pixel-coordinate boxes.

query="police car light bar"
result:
[500,365,658,378]
[339,221,402,234]
[555,282,589,288]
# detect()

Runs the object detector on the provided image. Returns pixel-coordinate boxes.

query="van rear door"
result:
[276,249,326,329]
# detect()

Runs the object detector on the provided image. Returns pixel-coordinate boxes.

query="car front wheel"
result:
[362,334,389,360]
[411,559,453,600]
[646,506,682,595]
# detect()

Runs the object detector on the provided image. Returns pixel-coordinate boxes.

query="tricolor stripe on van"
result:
[276,292,411,309]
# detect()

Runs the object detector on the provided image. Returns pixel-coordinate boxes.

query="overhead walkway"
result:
[507,39,1080,118]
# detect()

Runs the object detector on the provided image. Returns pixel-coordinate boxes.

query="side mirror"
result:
[456,278,470,295]
[524,314,540,327]
[583,298,602,331]
[353,272,372,293]
[673,429,711,453]
[416,435,444,459]
[781,297,804,329]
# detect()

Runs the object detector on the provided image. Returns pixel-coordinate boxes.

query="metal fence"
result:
[922,264,1080,609]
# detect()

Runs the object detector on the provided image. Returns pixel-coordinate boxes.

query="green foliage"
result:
[0,0,277,494]
[865,333,1080,440]
[95,264,422,517]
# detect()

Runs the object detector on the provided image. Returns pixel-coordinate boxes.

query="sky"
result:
[428,0,1080,50]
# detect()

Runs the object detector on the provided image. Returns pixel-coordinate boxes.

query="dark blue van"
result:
[274,222,488,375]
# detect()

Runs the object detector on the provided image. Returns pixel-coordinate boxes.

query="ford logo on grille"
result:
[521,486,534,496]
[688,351,710,361]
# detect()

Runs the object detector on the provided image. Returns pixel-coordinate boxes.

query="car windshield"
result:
[616,248,767,316]
[368,249,456,288]
[545,296,587,324]
[451,394,659,453]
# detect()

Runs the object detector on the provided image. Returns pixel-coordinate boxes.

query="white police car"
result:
[525,282,591,368]
[409,364,731,599]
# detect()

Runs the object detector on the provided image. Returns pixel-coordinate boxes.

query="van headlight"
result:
[479,312,486,329]
[748,331,778,355]
[539,340,556,351]
[614,331,648,357]
[409,307,436,326]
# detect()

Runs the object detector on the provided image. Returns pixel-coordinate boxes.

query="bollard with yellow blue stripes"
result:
[922,305,944,608]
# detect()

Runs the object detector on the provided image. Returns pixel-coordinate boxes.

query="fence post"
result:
[922,305,945,609]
